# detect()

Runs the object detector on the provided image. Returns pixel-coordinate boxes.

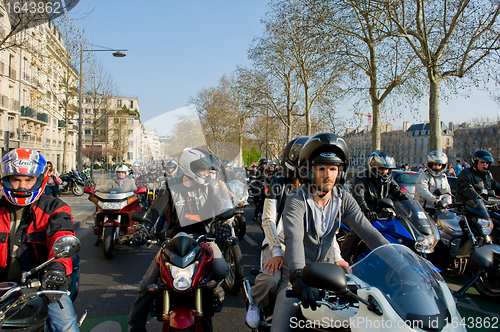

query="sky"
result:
[66,0,499,133]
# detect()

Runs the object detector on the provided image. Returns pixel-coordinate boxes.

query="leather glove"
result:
[290,269,321,311]
[41,269,68,303]
[434,199,447,209]
[133,225,149,245]
[365,211,378,222]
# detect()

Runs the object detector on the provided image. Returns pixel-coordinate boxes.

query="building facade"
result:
[0,13,78,172]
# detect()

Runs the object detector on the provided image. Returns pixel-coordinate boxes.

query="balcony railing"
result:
[20,106,49,124]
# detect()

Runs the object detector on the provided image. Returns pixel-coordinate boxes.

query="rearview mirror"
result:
[377,198,394,209]
[131,211,148,223]
[469,246,494,271]
[137,187,147,195]
[52,235,81,259]
[303,263,347,293]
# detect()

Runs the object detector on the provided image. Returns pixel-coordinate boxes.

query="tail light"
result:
[399,185,409,193]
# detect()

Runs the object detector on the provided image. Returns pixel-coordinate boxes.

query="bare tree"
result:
[384,0,500,151]
[302,0,422,151]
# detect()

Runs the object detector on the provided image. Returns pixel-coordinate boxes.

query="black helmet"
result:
[426,151,448,177]
[298,133,349,184]
[367,150,396,182]
[472,150,494,170]
[221,160,233,170]
[258,158,267,168]
[282,136,310,179]
[266,160,277,173]
[165,159,178,176]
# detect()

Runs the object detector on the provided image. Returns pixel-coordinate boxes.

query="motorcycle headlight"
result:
[414,236,437,254]
[477,218,493,235]
[102,202,125,210]
[169,264,196,291]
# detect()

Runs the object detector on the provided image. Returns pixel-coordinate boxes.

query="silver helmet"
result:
[426,151,448,177]
[178,148,217,185]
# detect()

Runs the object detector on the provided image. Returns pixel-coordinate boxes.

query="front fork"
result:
[101,215,121,241]
[161,288,203,318]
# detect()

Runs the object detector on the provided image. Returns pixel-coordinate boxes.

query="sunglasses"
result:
[478,161,491,164]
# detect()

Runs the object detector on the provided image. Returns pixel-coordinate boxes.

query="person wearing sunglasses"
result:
[456,150,500,211]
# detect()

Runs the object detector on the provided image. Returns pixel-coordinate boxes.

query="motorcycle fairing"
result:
[0,296,48,329]
[350,244,451,331]
[464,199,490,220]
[163,234,201,268]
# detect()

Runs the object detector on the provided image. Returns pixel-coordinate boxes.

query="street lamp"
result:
[77,45,127,172]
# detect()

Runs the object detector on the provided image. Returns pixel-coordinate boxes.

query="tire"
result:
[234,215,246,240]
[103,226,117,259]
[474,253,500,299]
[223,243,244,295]
[72,184,84,196]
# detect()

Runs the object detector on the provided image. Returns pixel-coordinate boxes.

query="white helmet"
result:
[426,151,448,177]
[178,148,216,185]
[116,165,129,173]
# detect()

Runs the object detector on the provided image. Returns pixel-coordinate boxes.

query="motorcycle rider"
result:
[270,133,389,332]
[128,147,230,332]
[245,136,309,328]
[415,151,453,210]
[252,158,268,221]
[220,160,236,182]
[456,150,500,210]
[341,150,409,261]
[111,165,137,191]
[164,159,179,179]
[0,149,79,332]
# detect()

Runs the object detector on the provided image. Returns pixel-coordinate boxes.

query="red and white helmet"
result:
[0,149,48,206]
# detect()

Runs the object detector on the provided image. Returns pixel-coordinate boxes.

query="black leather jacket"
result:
[351,169,409,215]
[456,167,500,204]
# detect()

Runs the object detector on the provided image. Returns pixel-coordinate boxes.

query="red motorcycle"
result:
[131,211,226,332]
[84,175,147,259]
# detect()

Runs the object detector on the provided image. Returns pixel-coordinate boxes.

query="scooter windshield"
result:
[94,174,137,193]
[349,244,450,330]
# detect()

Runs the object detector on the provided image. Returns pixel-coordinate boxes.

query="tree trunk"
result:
[287,109,292,143]
[304,84,311,135]
[429,77,442,151]
[371,101,381,151]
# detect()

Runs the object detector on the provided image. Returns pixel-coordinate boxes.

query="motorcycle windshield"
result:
[464,199,490,220]
[227,180,249,206]
[394,200,440,238]
[94,174,137,193]
[349,244,450,329]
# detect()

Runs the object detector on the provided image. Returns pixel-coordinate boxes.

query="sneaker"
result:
[246,304,260,329]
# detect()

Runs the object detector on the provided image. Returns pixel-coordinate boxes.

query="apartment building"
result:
[81,95,142,166]
[0,15,78,171]
[344,121,454,169]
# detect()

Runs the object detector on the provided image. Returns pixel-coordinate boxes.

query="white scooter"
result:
[287,244,494,332]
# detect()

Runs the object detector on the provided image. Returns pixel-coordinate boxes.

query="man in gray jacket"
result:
[270,133,389,332]
[415,151,452,209]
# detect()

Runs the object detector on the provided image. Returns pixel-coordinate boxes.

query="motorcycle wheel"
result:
[223,243,244,295]
[72,185,84,196]
[235,215,246,240]
[103,227,117,259]
[473,253,500,299]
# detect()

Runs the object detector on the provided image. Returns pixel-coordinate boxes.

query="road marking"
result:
[244,235,258,246]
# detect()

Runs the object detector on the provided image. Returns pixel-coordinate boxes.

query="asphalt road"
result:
[59,193,500,332]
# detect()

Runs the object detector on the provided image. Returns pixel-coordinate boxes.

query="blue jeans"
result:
[45,185,59,198]
[46,294,79,332]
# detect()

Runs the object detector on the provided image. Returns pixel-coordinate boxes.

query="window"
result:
[128,140,133,146]
[129,100,133,108]
[85,98,91,103]
[85,109,92,114]
[127,119,133,125]
[128,130,133,136]
[113,118,119,124]
[84,120,91,124]
[127,152,133,160]
[84,129,91,135]
[117,100,122,107]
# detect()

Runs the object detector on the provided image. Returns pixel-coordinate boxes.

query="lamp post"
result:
[77,45,127,172]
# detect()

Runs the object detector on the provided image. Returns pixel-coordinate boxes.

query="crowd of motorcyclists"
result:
[0,135,499,331]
